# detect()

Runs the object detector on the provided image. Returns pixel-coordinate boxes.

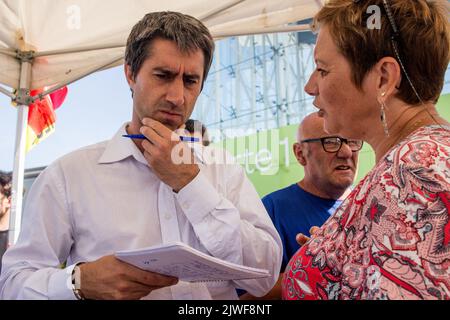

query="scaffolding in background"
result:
[195,29,450,143]
[193,31,317,141]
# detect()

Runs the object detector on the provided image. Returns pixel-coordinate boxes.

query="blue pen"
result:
[122,134,199,142]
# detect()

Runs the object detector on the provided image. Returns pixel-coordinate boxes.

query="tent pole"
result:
[6,53,121,244]
[9,59,32,244]
[0,85,15,99]
[0,48,16,57]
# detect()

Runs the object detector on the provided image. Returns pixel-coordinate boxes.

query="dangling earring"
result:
[380,93,389,137]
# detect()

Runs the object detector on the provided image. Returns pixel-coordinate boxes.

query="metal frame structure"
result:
[194,31,317,141]
[196,37,450,142]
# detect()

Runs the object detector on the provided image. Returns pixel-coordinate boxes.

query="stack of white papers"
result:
[115,242,270,282]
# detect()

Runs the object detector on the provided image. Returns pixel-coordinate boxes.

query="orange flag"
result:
[26,86,68,152]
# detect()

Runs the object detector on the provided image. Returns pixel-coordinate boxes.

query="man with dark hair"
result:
[0,170,12,273]
[0,12,281,300]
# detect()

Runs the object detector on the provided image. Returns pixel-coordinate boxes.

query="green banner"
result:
[214,94,449,197]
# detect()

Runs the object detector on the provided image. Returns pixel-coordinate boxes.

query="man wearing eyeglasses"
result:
[241,112,361,300]
[0,170,12,273]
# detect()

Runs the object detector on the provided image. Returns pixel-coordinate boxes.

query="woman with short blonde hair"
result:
[282,0,449,300]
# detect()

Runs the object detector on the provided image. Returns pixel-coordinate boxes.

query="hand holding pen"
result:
[130,118,200,192]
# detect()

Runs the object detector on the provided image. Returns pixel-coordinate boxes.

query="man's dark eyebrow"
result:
[153,67,201,79]
[184,74,201,80]
[153,67,176,74]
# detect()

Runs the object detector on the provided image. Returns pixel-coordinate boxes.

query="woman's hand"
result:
[295,226,320,246]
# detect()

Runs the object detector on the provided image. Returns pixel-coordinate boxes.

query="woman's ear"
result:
[374,57,402,103]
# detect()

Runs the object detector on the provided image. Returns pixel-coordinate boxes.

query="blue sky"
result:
[0,66,132,171]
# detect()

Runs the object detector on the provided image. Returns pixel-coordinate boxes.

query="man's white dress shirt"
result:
[0,124,282,299]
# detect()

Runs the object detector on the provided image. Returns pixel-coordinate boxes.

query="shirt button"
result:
[164,213,172,220]
[183,202,190,210]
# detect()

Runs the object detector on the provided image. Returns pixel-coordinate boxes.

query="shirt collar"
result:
[98,123,148,165]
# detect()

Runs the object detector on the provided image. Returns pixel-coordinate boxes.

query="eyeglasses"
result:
[353,0,423,104]
[300,136,363,153]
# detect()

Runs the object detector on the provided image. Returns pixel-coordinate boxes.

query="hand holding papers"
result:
[115,242,270,282]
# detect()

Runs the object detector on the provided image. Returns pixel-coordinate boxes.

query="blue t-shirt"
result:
[262,183,342,272]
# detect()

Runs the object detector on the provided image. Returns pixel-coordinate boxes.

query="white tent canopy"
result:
[0,0,322,91]
[0,0,323,242]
